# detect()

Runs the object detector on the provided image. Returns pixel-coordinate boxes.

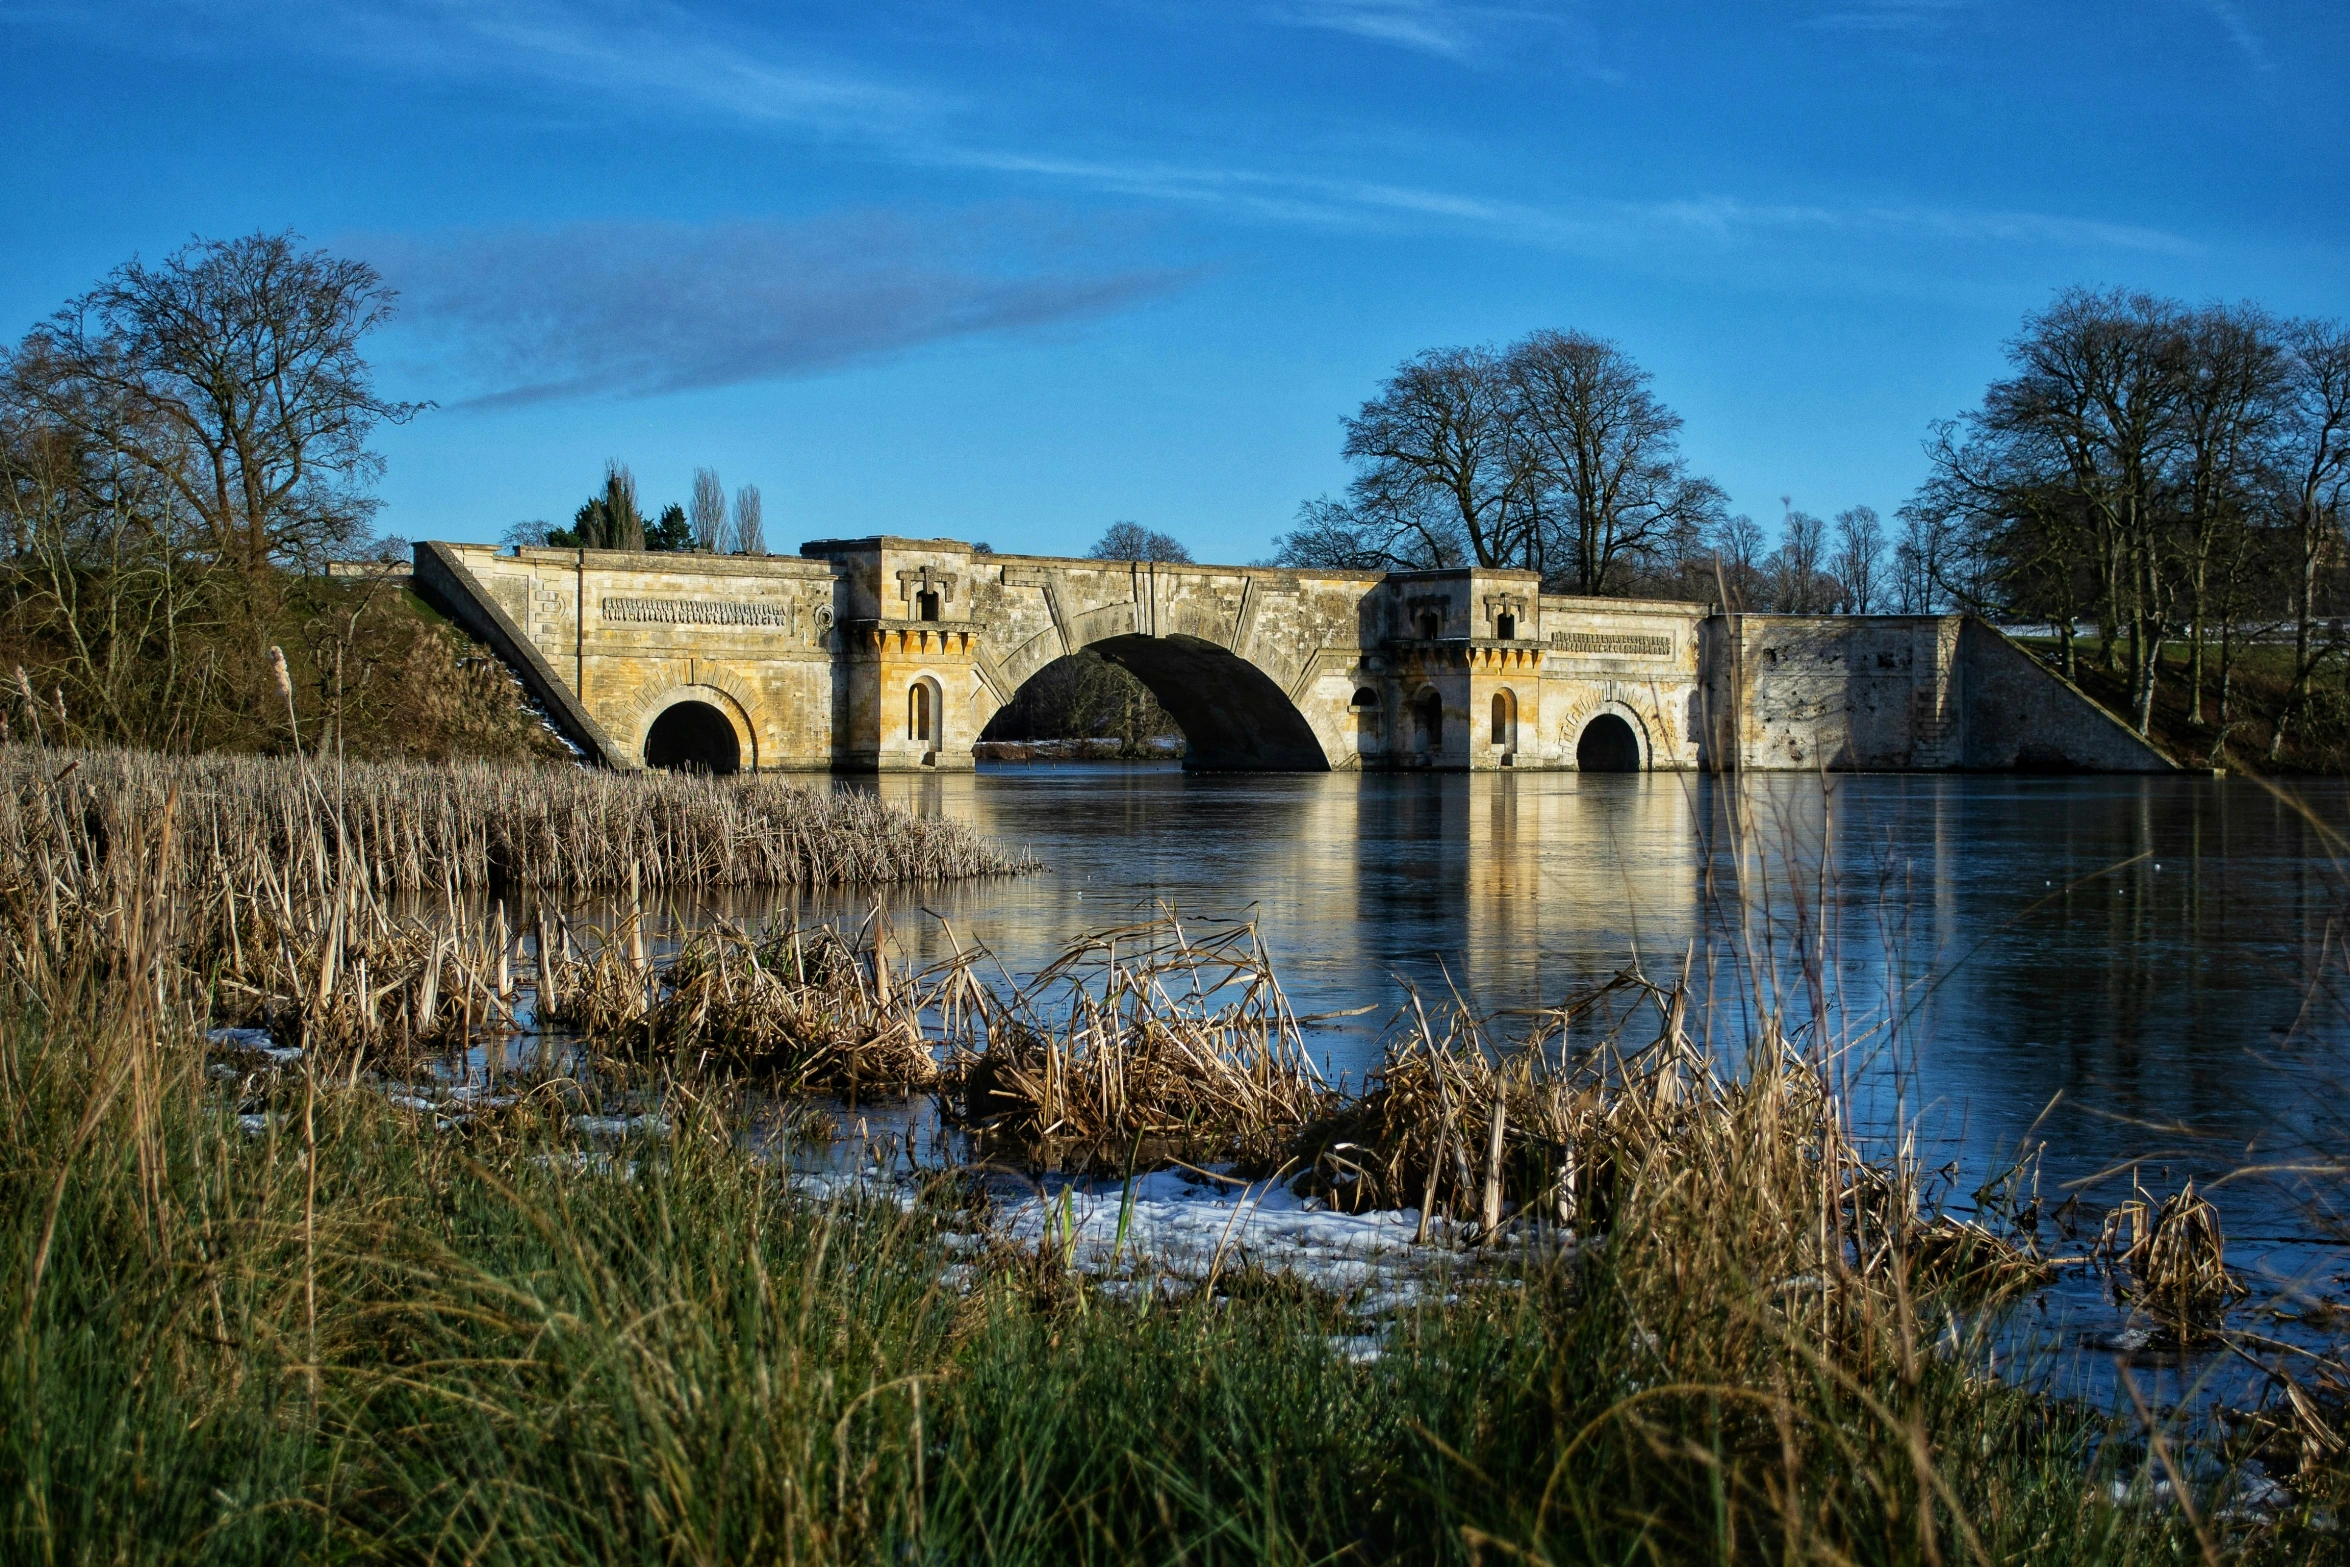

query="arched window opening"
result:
[644,700,741,776]
[1491,690,1515,749]
[916,590,942,621]
[1576,712,1642,772]
[1495,611,1517,640]
[1415,690,1444,754]
[909,681,934,745]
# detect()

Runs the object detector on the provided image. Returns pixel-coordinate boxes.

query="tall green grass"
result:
[2,977,2261,1564]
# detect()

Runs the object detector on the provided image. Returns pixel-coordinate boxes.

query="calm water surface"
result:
[846,764,2350,1336]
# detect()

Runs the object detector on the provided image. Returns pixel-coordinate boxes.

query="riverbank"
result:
[972,735,1185,763]
[2013,636,2350,774]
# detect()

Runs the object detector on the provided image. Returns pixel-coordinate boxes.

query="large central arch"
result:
[1074,633,1330,771]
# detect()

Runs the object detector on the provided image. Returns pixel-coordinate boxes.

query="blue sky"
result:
[4,0,2343,562]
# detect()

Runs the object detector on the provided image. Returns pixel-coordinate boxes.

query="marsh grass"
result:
[943,918,1335,1173]
[0,893,2257,1566]
[551,910,941,1090]
[0,741,1027,1068]
[1288,966,2052,1311]
[0,743,1032,902]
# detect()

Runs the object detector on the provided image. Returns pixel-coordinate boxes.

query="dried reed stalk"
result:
[946,918,1334,1172]
[2095,1177,2248,1336]
[549,915,938,1091]
[1289,967,2051,1311]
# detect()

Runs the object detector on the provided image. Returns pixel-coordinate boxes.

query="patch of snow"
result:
[207,1027,302,1065]
[999,1168,1447,1294]
[573,1113,672,1140]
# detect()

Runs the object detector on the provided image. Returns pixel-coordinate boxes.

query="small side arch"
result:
[907,675,944,757]
[1574,706,1648,772]
[1490,688,1518,753]
[639,684,758,774]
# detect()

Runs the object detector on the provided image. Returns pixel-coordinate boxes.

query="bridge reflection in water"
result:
[866,766,1709,1066]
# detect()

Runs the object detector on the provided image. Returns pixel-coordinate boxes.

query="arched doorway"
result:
[644,701,741,775]
[1575,712,1642,772]
[908,678,941,759]
[1351,687,1381,752]
[1414,690,1444,755]
[1490,689,1517,754]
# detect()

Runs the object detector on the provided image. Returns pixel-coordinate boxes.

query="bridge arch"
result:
[1574,706,1649,772]
[1066,633,1329,770]
[636,683,758,774]
[989,610,1336,770]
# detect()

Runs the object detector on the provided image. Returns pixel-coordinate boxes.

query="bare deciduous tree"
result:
[1268,496,1460,571]
[1832,505,1886,613]
[733,484,765,556]
[1710,512,1767,608]
[2268,321,2350,756]
[4,231,424,576]
[1504,328,1725,593]
[1341,345,1535,571]
[1088,521,1192,563]
[1766,506,1833,612]
[691,467,726,553]
[1320,332,1722,592]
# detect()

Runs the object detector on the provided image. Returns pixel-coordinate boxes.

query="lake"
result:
[851,764,2350,1361]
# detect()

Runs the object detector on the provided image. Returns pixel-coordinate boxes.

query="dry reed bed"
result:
[946,918,1334,1172]
[548,913,937,1090]
[549,909,2132,1333]
[1278,966,2055,1309]
[542,912,1334,1153]
[0,752,2249,1350]
[0,742,1026,1060]
[0,743,1032,904]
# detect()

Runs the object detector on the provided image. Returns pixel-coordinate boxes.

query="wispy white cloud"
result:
[2185,0,2273,70]
[61,0,942,135]
[37,0,2202,311]
[1257,0,1583,64]
[947,149,2193,257]
[1798,0,1973,35]
[361,210,1195,407]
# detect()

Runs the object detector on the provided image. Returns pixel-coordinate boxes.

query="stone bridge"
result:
[413,535,2173,775]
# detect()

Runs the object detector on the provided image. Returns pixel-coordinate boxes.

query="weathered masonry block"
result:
[413,538,2173,776]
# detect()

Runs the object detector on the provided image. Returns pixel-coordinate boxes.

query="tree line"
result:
[1286,296,2350,752]
[1270,328,1919,614]
[503,462,767,555]
[1909,289,2350,752]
